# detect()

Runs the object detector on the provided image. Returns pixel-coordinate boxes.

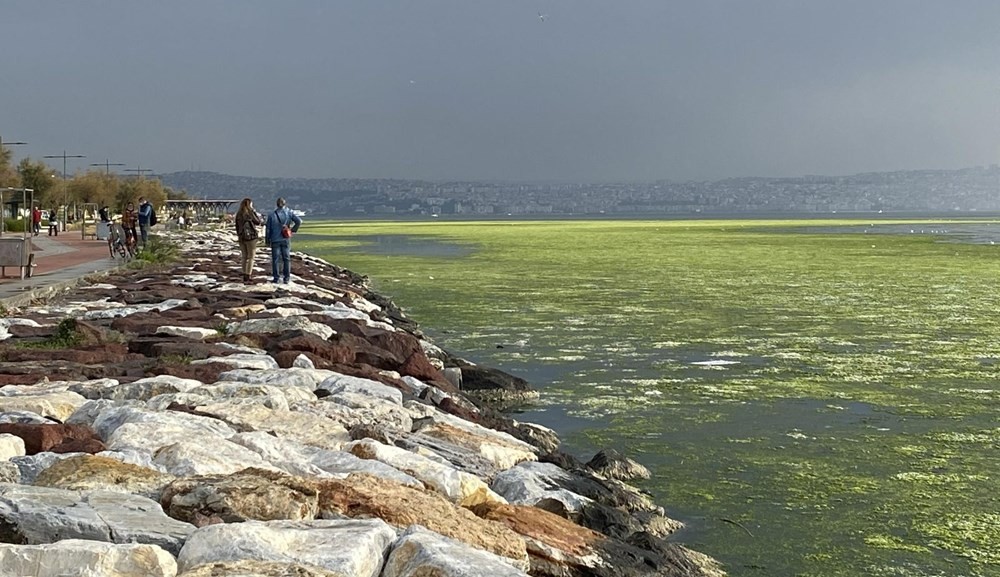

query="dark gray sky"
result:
[4,1,1000,182]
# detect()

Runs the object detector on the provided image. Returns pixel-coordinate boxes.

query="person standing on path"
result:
[264,197,302,284]
[47,209,58,236]
[32,207,42,236]
[122,202,138,250]
[234,198,263,282]
[137,197,152,247]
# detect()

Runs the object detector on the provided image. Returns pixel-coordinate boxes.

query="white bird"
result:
[538,12,547,21]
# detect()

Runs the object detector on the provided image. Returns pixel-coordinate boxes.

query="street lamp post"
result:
[43,151,85,231]
[90,160,125,175]
[125,165,152,178]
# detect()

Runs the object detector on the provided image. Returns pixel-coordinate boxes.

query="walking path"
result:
[0,231,119,306]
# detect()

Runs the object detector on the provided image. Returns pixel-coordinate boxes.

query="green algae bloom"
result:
[299,218,1000,577]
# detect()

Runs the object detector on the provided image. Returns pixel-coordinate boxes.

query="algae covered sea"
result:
[298,219,1000,577]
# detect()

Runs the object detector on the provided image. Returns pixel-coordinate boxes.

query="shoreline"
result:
[0,229,725,577]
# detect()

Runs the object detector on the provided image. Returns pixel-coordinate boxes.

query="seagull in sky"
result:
[538,12,547,21]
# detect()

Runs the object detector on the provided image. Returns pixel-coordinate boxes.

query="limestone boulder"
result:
[70,376,200,402]
[384,526,529,577]
[317,473,527,567]
[0,483,195,556]
[0,387,87,422]
[0,462,19,483]
[192,403,349,451]
[34,454,176,501]
[0,433,26,460]
[0,540,178,577]
[178,560,340,576]
[91,405,235,443]
[216,368,336,390]
[346,439,505,507]
[191,354,279,371]
[316,373,404,404]
[156,325,221,340]
[0,410,53,424]
[161,469,319,526]
[11,451,85,484]
[293,394,412,435]
[229,432,421,486]
[227,317,334,341]
[412,414,537,470]
[152,438,281,477]
[176,519,396,577]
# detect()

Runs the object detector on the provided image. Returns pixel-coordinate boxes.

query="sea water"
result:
[301,219,1000,577]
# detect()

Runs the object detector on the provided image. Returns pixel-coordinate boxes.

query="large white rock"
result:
[152,439,281,477]
[194,403,349,451]
[0,388,87,422]
[385,526,529,577]
[0,318,43,342]
[346,439,505,507]
[317,374,404,405]
[412,410,537,471]
[227,316,334,341]
[0,434,26,461]
[81,299,188,320]
[191,353,280,370]
[176,519,397,577]
[229,432,422,487]
[0,484,194,555]
[91,405,236,442]
[155,325,220,340]
[490,462,594,514]
[0,540,178,577]
[0,410,52,424]
[217,368,336,390]
[295,394,412,434]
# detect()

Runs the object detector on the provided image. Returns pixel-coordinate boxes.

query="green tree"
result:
[17,158,57,204]
[0,145,19,188]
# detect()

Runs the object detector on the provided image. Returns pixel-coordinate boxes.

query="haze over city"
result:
[4,1,1000,183]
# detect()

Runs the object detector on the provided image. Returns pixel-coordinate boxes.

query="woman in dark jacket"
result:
[235,198,263,282]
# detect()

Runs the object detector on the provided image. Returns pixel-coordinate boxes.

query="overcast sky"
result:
[3,1,1000,182]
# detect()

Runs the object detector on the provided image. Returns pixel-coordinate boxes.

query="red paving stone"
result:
[0,233,114,282]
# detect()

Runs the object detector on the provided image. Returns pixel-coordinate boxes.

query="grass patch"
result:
[16,318,83,349]
[127,236,180,269]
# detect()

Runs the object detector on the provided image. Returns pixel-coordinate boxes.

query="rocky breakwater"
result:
[0,229,725,577]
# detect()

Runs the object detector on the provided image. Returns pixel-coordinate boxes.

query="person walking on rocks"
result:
[235,197,263,282]
[264,197,302,284]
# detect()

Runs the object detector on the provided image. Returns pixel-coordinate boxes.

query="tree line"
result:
[0,145,188,214]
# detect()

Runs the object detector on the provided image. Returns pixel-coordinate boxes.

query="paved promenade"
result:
[0,231,119,304]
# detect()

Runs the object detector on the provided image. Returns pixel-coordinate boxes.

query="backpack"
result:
[150,207,158,226]
[241,218,258,241]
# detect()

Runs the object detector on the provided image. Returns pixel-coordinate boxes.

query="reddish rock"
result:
[0,423,103,455]
[153,362,231,383]
[50,437,107,454]
[400,351,448,385]
[2,344,131,365]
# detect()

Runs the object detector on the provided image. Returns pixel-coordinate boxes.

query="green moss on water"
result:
[299,219,1000,577]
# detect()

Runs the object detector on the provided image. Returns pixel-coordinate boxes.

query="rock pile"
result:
[0,230,725,577]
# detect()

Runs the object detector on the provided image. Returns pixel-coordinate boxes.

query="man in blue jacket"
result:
[264,197,302,284]
[137,197,152,247]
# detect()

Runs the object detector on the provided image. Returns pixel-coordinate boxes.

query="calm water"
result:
[303,222,1000,577]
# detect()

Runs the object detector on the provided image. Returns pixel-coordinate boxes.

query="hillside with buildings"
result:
[160,166,1000,217]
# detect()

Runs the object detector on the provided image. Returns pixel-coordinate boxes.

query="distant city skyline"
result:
[4,2,1000,182]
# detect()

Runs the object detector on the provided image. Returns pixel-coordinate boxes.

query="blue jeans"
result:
[270,239,291,282]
